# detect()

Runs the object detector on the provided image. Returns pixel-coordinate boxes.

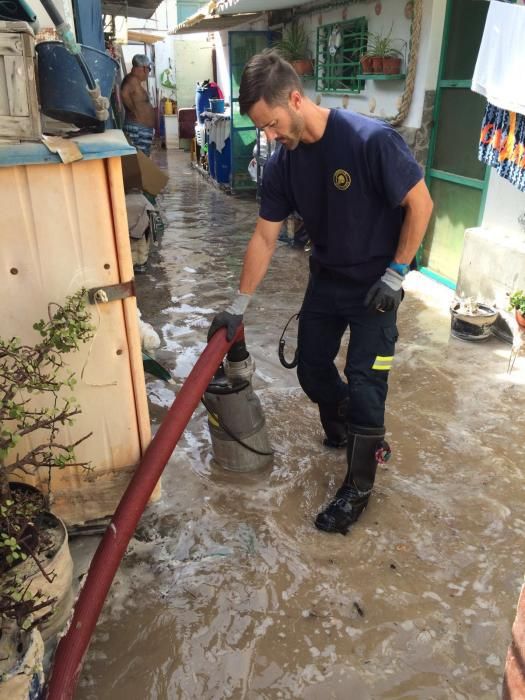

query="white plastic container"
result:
[164,114,179,149]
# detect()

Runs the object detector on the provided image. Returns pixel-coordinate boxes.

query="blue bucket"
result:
[209,98,225,114]
[36,42,119,128]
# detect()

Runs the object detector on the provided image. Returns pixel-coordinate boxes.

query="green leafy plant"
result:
[0,289,94,630]
[0,572,53,631]
[508,290,525,315]
[0,494,55,632]
[273,22,311,61]
[0,289,94,496]
[365,26,405,58]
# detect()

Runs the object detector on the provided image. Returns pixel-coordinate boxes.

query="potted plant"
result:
[508,289,525,328]
[359,52,374,75]
[361,27,405,75]
[0,498,51,696]
[382,47,404,75]
[273,22,314,76]
[0,289,94,683]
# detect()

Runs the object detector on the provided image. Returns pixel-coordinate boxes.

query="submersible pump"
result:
[203,340,273,472]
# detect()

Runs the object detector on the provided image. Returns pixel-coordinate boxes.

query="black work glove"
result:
[207,292,251,341]
[207,311,243,341]
[364,268,404,313]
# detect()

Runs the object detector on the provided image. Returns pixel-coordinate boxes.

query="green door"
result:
[419,0,489,288]
[229,31,271,191]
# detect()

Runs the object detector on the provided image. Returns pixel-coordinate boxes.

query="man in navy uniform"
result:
[208,51,433,535]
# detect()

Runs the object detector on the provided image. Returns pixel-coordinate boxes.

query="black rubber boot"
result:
[318,398,349,448]
[315,424,388,535]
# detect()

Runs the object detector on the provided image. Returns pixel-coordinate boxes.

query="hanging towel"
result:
[209,116,230,153]
[479,101,525,192]
[471,1,525,114]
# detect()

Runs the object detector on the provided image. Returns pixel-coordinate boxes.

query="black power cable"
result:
[278,313,300,369]
[201,396,274,457]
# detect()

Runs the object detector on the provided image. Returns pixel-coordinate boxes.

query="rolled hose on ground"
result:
[44,325,246,700]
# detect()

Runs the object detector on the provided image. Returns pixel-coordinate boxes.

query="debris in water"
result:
[353,601,364,617]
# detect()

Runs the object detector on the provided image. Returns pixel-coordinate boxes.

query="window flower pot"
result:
[371,56,383,73]
[382,56,402,75]
[516,309,525,329]
[291,58,314,76]
[359,55,373,74]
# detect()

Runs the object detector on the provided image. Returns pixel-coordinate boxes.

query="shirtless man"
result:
[121,54,156,156]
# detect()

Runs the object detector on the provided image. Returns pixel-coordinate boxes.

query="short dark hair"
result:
[239,50,304,115]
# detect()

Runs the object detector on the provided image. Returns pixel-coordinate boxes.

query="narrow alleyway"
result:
[73,151,524,700]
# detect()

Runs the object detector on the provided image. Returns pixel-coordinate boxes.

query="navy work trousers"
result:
[297,270,399,428]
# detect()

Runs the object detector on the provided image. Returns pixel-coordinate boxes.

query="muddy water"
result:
[73,151,524,699]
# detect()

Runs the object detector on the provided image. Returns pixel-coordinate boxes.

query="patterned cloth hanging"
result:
[479,102,525,192]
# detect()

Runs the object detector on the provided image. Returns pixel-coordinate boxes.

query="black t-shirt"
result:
[259,109,423,283]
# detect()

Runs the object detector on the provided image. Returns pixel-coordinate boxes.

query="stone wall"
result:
[396,90,435,170]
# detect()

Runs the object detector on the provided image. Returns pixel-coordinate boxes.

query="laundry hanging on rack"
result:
[471,0,525,114]
[479,102,525,192]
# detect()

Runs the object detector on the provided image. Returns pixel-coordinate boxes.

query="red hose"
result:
[45,326,244,699]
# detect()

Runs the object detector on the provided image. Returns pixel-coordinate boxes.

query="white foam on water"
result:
[163,303,215,315]
[148,380,176,407]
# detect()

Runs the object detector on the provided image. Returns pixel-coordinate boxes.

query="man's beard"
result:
[280,110,304,150]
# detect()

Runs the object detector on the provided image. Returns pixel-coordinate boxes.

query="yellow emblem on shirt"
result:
[333,169,351,190]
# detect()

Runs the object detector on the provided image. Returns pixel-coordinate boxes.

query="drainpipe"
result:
[44,326,244,699]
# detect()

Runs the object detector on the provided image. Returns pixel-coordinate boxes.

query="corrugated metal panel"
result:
[217,0,313,14]
[0,155,155,525]
[172,10,262,34]
[102,0,163,20]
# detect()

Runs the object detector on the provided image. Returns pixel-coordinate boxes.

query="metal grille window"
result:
[316,17,368,93]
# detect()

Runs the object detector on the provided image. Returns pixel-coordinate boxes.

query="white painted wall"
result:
[404,0,440,126]
[482,171,525,237]
[424,0,447,90]
[34,0,75,33]
[173,36,214,109]
[215,30,230,103]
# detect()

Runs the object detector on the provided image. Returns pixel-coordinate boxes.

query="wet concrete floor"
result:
[73,150,525,699]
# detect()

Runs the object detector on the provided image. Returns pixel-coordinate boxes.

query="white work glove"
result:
[208,292,251,341]
[364,267,405,313]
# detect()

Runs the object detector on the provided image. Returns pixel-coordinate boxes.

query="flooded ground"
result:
[73,150,524,699]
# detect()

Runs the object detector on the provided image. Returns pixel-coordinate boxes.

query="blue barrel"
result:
[215,138,231,184]
[36,42,118,128]
[196,84,220,123]
[196,86,213,123]
[208,142,216,178]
